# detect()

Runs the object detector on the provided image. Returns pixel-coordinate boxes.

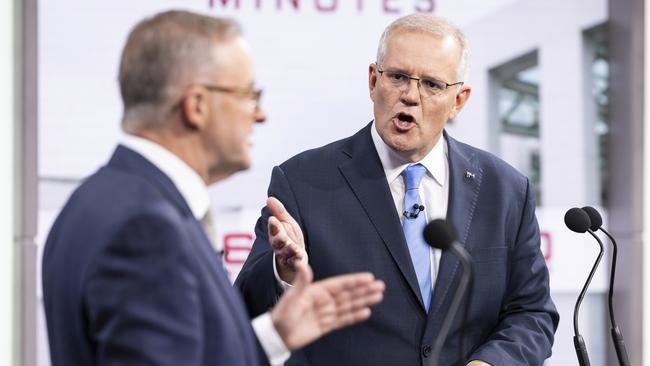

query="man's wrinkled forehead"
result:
[382,30,461,64]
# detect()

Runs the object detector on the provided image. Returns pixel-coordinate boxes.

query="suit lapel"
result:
[185,217,259,366]
[430,133,483,318]
[338,124,426,311]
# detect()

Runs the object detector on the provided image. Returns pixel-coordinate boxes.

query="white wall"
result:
[0,0,18,364]
[644,0,650,363]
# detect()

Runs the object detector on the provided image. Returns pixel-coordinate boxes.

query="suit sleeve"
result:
[468,178,559,366]
[83,212,203,366]
[235,165,305,318]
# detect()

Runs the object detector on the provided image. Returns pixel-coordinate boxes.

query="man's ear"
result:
[368,63,378,102]
[449,85,471,120]
[181,86,210,130]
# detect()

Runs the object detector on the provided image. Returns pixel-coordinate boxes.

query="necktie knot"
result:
[402,163,427,190]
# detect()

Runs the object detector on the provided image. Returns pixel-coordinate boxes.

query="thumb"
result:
[293,261,313,291]
[267,197,293,222]
[268,216,281,236]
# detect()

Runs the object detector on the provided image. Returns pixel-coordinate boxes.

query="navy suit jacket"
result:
[43,145,267,366]
[236,123,558,366]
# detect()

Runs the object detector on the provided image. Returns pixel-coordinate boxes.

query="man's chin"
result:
[385,137,416,154]
[233,156,252,175]
[207,158,251,184]
[385,140,427,162]
[239,160,252,171]
[230,158,251,175]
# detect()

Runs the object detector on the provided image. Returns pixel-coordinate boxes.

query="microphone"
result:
[564,207,604,366]
[423,219,472,366]
[403,203,425,219]
[581,206,630,366]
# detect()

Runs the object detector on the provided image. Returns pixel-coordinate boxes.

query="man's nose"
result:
[254,106,267,123]
[400,78,421,106]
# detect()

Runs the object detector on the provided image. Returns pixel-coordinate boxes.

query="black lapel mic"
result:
[564,207,604,366]
[404,203,425,219]
[581,206,630,366]
[423,219,472,366]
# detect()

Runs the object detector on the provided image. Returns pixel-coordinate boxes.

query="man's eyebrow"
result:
[384,67,447,82]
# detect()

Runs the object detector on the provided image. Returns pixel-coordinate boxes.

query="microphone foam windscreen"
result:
[564,207,592,233]
[581,206,603,231]
[423,219,457,250]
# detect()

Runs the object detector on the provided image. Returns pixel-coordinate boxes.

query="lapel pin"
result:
[465,171,475,179]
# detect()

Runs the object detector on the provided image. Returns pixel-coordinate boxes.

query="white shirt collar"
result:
[370,121,447,186]
[121,134,210,220]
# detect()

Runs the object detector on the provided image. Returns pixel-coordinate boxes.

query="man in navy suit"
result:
[42,10,385,366]
[236,14,559,366]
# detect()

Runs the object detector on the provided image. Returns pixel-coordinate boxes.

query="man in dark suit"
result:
[42,10,385,366]
[236,14,559,366]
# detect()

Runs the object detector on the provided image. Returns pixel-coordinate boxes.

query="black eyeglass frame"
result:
[375,64,464,95]
[200,84,263,110]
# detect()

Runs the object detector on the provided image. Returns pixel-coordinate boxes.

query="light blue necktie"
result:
[402,163,432,312]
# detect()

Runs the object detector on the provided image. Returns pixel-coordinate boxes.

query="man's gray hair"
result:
[119,10,242,131]
[376,14,470,82]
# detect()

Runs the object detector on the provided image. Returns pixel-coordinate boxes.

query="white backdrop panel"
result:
[39,0,517,211]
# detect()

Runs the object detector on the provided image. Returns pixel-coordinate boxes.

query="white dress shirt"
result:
[121,134,290,366]
[370,122,449,291]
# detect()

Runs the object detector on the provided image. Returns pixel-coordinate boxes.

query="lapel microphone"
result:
[423,219,473,366]
[403,203,425,219]
[580,206,630,366]
[564,207,603,366]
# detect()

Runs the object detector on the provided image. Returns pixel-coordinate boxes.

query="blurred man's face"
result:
[368,30,470,162]
[203,38,266,183]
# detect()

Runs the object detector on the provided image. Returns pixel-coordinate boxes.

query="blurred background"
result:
[1,0,646,364]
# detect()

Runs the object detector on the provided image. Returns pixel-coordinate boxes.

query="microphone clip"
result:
[403,204,425,219]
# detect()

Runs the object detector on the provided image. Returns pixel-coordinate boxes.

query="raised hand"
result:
[267,196,308,284]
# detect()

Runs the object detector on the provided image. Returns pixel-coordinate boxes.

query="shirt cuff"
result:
[272,253,294,290]
[252,313,291,366]
[466,360,492,366]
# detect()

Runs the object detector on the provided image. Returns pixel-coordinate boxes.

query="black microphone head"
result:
[581,206,603,231]
[423,219,457,250]
[564,207,592,233]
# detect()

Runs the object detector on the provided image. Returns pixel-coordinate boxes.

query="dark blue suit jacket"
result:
[43,145,267,366]
[236,124,558,366]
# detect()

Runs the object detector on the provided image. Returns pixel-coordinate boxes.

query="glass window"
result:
[587,25,609,206]
[490,52,542,203]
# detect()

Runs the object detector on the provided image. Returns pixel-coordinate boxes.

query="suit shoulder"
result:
[81,167,174,208]
[450,137,529,186]
[61,166,187,236]
[279,134,354,170]
[43,166,193,288]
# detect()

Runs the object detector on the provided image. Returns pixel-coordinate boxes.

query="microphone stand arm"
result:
[430,244,472,366]
[572,230,604,366]
[600,228,630,366]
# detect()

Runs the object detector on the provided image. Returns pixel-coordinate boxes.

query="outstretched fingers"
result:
[313,273,385,332]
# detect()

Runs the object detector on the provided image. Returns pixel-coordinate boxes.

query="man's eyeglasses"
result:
[375,64,463,97]
[201,84,263,111]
